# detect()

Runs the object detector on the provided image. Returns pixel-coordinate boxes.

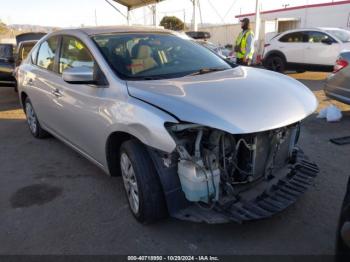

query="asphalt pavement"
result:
[1,72,350,255]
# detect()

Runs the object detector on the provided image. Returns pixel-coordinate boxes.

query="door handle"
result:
[52,89,63,98]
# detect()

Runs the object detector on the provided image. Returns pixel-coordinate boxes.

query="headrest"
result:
[137,45,152,59]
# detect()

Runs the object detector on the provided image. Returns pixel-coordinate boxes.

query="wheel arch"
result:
[264,50,287,63]
[105,131,137,177]
[20,91,28,110]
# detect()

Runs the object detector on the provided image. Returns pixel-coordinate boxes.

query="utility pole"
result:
[198,0,203,27]
[152,4,157,26]
[254,0,261,41]
[191,0,197,31]
[254,0,261,63]
[94,9,98,26]
[183,9,186,30]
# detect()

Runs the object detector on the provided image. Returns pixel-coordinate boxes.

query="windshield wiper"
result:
[189,68,227,76]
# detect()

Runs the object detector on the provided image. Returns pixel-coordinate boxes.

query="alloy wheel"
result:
[120,152,140,214]
[25,102,37,134]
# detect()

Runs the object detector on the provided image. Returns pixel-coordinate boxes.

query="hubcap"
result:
[25,102,37,134]
[120,153,139,214]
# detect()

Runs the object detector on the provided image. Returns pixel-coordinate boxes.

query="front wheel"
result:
[265,55,286,73]
[119,140,167,224]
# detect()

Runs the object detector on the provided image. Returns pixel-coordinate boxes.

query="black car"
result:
[1,32,46,90]
[0,43,16,86]
[337,176,350,261]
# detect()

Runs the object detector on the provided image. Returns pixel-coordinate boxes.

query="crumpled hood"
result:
[126,67,318,134]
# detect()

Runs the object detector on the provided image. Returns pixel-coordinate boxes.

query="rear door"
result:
[277,31,307,63]
[303,31,340,66]
[25,35,62,130]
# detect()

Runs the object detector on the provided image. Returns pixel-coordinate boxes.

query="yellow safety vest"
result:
[235,30,254,59]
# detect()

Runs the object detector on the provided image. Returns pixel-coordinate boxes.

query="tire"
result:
[24,97,50,139]
[265,55,286,73]
[119,139,167,223]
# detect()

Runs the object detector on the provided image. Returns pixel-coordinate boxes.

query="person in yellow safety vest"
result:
[234,18,255,66]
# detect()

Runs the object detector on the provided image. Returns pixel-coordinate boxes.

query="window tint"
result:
[36,37,58,71]
[279,32,306,43]
[306,31,335,43]
[59,36,94,74]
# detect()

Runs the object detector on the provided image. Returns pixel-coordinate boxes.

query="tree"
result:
[0,20,8,34]
[160,16,185,31]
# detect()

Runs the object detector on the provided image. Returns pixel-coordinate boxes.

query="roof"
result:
[112,0,164,10]
[236,0,350,18]
[57,25,172,36]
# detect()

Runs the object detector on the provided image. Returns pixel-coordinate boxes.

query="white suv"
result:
[263,28,350,73]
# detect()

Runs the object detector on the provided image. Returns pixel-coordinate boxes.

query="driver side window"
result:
[59,36,95,74]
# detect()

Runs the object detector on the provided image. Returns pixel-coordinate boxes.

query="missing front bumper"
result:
[172,149,319,224]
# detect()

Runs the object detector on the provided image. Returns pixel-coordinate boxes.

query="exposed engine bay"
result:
[145,122,318,223]
[167,123,300,206]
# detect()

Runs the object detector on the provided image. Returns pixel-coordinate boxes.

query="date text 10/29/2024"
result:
[127,256,220,261]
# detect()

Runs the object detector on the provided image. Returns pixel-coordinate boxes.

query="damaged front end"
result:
[149,122,319,224]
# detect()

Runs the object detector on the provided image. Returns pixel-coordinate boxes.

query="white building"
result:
[236,0,350,58]
[200,1,350,54]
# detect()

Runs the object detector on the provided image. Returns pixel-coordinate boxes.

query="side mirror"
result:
[321,38,333,45]
[62,66,96,84]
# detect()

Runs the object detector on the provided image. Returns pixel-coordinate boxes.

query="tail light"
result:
[334,58,348,73]
[264,43,271,48]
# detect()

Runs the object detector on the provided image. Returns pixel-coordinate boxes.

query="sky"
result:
[0,0,345,27]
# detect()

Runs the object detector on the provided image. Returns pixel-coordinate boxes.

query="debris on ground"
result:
[317,105,342,122]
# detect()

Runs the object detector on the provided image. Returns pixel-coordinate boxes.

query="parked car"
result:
[0,43,16,86]
[324,51,350,104]
[196,40,236,62]
[13,33,46,91]
[17,26,319,224]
[263,28,350,73]
[336,176,350,261]
[185,31,211,40]
[15,40,40,67]
[13,40,41,91]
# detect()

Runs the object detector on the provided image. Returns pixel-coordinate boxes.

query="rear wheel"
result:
[24,97,49,138]
[119,140,167,223]
[265,55,286,73]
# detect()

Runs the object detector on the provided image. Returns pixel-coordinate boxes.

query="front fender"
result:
[106,97,178,153]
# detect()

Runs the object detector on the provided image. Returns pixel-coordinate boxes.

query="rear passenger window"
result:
[30,45,39,64]
[279,32,306,43]
[36,37,58,71]
[59,36,94,74]
[306,31,335,43]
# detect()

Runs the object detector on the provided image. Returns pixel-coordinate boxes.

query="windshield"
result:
[326,29,350,43]
[92,33,231,80]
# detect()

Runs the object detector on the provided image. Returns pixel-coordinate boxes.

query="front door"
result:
[278,31,308,64]
[303,31,340,66]
[51,35,108,162]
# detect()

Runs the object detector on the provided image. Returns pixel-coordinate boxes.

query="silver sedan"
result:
[17,26,319,224]
[324,51,350,104]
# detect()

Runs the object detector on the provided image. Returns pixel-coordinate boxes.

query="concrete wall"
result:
[198,23,255,47]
